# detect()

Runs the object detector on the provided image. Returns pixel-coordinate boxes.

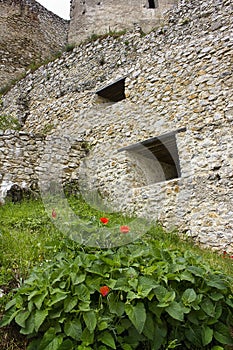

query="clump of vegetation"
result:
[1,232,233,349]
[0,114,21,131]
[0,197,232,349]
[87,29,127,43]
[40,123,55,135]
[65,43,76,52]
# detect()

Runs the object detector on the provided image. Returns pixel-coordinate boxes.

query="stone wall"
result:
[0,0,232,251]
[69,0,177,44]
[0,130,88,194]
[0,0,69,88]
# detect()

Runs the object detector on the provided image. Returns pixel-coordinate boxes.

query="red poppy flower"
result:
[100,217,109,225]
[230,255,233,259]
[120,225,130,234]
[52,209,57,219]
[100,285,110,297]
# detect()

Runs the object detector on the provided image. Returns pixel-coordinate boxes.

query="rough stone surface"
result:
[0,0,232,252]
[69,0,177,44]
[0,0,68,88]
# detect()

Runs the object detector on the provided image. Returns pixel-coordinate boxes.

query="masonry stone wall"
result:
[0,0,69,88]
[0,0,232,251]
[69,0,177,44]
[0,130,88,194]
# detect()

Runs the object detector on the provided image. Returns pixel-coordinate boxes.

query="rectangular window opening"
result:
[118,128,186,184]
[148,0,157,9]
[96,77,126,102]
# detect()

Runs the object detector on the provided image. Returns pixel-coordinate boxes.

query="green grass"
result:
[0,197,232,295]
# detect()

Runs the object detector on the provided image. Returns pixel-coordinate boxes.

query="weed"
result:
[40,123,54,135]
[0,115,21,131]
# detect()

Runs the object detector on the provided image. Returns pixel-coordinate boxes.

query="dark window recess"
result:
[118,128,186,182]
[148,0,155,8]
[96,77,126,102]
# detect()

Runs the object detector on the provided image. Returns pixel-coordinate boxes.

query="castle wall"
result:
[0,0,232,251]
[0,0,69,88]
[0,130,87,194]
[68,0,177,44]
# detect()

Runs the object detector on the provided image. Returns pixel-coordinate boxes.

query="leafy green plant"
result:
[0,235,232,350]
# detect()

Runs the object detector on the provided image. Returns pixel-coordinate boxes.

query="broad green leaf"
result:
[35,309,49,332]
[28,290,43,301]
[79,301,91,311]
[125,302,146,334]
[201,298,215,317]
[64,297,78,312]
[154,285,168,303]
[33,292,48,309]
[58,339,74,350]
[214,322,233,345]
[206,276,228,290]
[187,266,205,277]
[0,307,20,327]
[71,273,86,285]
[83,310,96,333]
[15,310,31,328]
[98,331,116,349]
[48,291,68,306]
[169,263,186,273]
[20,313,35,335]
[64,319,82,341]
[5,298,17,311]
[209,292,224,302]
[107,278,117,289]
[40,335,63,350]
[114,277,131,292]
[180,270,195,283]
[185,326,202,347]
[50,309,62,319]
[201,325,213,346]
[226,297,233,308]
[127,291,141,300]
[75,284,90,301]
[98,321,108,331]
[108,295,124,316]
[27,338,41,350]
[100,256,120,266]
[213,302,222,321]
[211,347,224,350]
[165,301,184,321]
[81,327,94,345]
[182,289,196,305]
[152,323,167,350]
[137,276,157,297]
[143,312,154,340]
[187,311,199,325]
[149,302,163,319]
[121,344,133,350]
[128,278,138,290]
[85,276,102,292]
